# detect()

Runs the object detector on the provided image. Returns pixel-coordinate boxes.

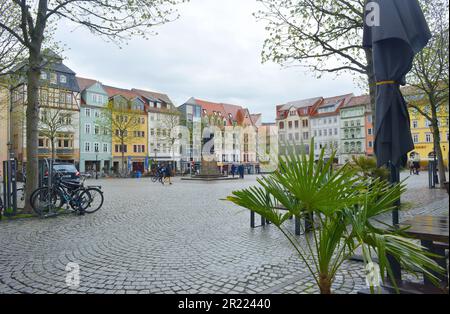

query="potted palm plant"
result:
[226,140,444,294]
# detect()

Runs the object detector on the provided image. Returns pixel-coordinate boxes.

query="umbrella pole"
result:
[390,162,400,226]
[388,161,402,282]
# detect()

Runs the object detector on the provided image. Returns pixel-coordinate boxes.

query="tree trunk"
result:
[51,138,55,161]
[365,48,376,126]
[319,274,332,294]
[432,122,447,188]
[121,138,125,176]
[24,51,42,213]
[430,96,447,188]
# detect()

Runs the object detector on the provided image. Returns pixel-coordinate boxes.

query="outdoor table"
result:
[400,215,449,286]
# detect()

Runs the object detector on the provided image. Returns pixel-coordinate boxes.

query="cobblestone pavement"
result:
[0,172,448,294]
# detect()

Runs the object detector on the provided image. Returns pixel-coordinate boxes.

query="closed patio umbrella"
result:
[363,0,431,226]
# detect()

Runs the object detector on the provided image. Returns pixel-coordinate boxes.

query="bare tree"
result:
[0,1,25,76]
[408,0,449,188]
[39,107,74,160]
[255,0,375,109]
[97,98,142,175]
[0,0,186,211]
[159,109,181,165]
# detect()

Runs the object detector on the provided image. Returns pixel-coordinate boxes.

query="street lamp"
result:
[95,154,98,180]
[7,141,12,159]
[153,148,158,168]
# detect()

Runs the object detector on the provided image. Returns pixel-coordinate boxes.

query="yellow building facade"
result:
[406,92,449,168]
[109,95,148,173]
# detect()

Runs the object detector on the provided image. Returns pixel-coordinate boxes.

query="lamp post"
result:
[153,148,158,168]
[95,154,98,180]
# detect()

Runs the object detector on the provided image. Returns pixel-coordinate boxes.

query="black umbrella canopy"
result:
[363,0,431,168]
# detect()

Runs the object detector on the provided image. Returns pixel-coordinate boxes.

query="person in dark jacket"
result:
[165,164,173,185]
[231,164,236,178]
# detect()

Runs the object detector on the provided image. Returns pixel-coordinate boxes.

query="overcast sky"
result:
[55,0,364,122]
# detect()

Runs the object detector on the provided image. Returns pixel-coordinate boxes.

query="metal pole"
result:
[95,154,98,180]
[388,160,402,282]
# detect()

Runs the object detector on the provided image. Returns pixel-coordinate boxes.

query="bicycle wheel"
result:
[79,188,104,214]
[151,176,158,183]
[30,187,62,217]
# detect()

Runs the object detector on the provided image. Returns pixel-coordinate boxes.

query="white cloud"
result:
[55,0,364,122]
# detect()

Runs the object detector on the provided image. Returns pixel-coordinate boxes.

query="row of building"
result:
[0,55,264,175]
[0,55,448,176]
[275,90,449,166]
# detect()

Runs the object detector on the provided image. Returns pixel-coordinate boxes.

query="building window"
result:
[103,143,108,153]
[368,141,373,148]
[50,73,57,84]
[413,134,419,143]
[426,133,432,143]
[368,128,373,135]
[94,143,99,153]
[412,120,418,128]
[85,124,91,134]
[303,132,309,140]
[94,125,99,135]
[85,142,91,153]
[115,144,127,153]
[279,122,284,130]
[40,72,47,80]
[288,121,293,129]
[60,75,67,83]
[85,108,91,117]
[295,120,299,128]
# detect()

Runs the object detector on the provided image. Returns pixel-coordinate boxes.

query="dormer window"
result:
[50,73,57,84]
[60,75,67,83]
[40,72,47,80]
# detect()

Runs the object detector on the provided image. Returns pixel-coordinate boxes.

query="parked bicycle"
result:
[30,171,104,218]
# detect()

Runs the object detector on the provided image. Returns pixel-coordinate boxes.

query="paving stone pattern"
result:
[0,172,448,294]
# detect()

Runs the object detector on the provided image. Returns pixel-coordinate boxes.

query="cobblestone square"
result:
[0,172,448,294]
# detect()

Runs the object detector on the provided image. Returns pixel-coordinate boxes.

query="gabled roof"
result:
[190,98,255,127]
[76,77,98,91]
[278,97,323,111]
[345,95,370,108]
[132,88,174,106]
[103,85,140,100]
[310,93,354,117]
[250,113,262,126]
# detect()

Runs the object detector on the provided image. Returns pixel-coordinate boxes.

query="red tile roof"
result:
[131,88,174,106]
[310,93,354,117]
[76,77,98,91]
[193,98,255,127]
[345,95,370,108]
[103,85,139,100]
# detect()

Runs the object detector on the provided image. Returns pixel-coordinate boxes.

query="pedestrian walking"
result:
[165,164,173,185]
[231,164,236,178]
[413,154,421,175]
